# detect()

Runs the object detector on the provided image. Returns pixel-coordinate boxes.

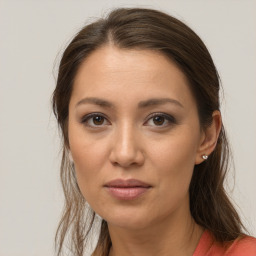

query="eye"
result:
[145,113,176,127]
[81,113,110,127]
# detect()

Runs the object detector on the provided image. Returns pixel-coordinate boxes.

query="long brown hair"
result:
[52,8,245,256]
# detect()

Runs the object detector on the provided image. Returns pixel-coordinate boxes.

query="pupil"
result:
[153,116,164,125]
[93,116,103,125]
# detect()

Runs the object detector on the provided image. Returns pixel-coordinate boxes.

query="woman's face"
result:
[68,45,205,230]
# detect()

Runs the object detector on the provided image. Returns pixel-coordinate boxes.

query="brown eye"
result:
[153,116,165,126]
[145,113,176,127]
[81,113,109,128]
[93,116,104,125]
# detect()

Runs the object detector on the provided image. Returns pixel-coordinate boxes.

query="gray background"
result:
[0,1,255,255]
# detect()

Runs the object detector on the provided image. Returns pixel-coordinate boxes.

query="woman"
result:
[52,8,256,256]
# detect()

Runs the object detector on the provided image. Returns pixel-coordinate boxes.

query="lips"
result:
[105,178,151,188]
[104,179,152,200]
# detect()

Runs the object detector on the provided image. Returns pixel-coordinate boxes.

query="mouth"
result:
[104,179,152,200]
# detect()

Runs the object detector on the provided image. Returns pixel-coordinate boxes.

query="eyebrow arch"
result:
[76,97,113,108]
[138,98,184,108]
[75,97,184,109]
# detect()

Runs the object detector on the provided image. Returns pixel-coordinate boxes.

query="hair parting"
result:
[52,8,246,256]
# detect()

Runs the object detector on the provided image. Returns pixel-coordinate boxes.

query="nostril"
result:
[109,133,145,167]
[110,152,145,168]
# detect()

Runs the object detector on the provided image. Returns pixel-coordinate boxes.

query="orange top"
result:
[193,230,256,256]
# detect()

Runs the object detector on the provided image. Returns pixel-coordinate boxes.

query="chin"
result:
[108,217,151,230]
[98,206,153,230]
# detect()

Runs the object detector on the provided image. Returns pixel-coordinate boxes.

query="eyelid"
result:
[80,112,110,127]
[144,112,176,127]
[80,112,176,128]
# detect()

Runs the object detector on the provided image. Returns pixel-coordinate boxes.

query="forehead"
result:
[70,45,196,109]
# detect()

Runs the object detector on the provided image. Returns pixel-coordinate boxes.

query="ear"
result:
[195,110,222,165]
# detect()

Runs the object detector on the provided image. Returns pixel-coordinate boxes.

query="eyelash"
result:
[145,113,176,127]
[81,113,109,127]
[81,112,177,129]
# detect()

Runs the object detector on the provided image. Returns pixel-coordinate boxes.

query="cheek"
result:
[149,128,200,200]
[71,141,105,177]
[150,128,199,172]
[69,121,106,169]
[68,127,111,201]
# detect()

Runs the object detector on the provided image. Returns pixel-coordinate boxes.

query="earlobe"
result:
[195,110,222,165]
[202,154,208,160]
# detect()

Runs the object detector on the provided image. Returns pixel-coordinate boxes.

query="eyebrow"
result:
[75,97,184,109]
[138,98,184,108]
[76,97,113,108]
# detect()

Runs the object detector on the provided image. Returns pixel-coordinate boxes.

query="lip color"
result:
[106,187,150,200]
[104,178,151,200]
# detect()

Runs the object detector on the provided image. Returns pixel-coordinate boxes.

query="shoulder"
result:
[226,235,256,256]
[194,230,256,256]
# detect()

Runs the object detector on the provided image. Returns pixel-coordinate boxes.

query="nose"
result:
[109,123,145,168]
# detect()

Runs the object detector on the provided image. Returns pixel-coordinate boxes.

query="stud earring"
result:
[202,154,208,160]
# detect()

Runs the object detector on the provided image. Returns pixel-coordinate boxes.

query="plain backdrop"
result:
[0,1,255,255]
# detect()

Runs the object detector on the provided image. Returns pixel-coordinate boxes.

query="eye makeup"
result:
[80,111,177,129]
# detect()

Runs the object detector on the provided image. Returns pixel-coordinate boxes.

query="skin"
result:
[68,45,221,256]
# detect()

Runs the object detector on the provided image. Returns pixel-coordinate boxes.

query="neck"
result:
[108,208,204,256]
